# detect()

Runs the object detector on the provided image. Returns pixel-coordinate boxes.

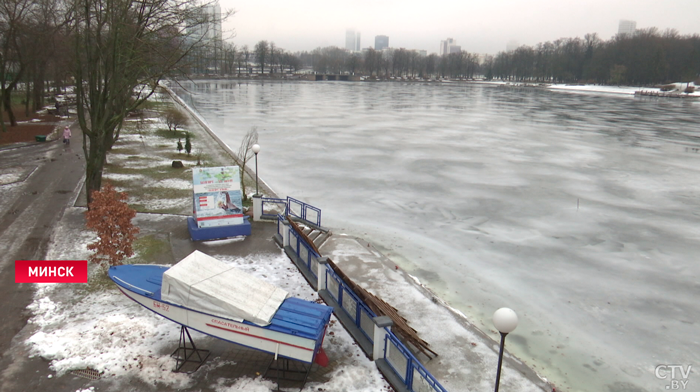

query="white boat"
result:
[108,251,333,365]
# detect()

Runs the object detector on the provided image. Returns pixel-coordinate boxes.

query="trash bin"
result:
[35,135,47,142]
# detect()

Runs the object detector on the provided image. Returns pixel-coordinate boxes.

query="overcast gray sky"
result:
[218,0,700,55]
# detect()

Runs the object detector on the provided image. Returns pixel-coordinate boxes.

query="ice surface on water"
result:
[174,81,700,392]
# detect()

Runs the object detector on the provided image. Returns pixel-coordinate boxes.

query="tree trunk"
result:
[240,162,248,203]
[84,133,107,205]
[33,66,46,112]
[25,77,31,117]
[0,87,5,133]
[2,91,17,127]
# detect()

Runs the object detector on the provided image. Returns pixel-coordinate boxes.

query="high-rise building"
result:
[506,40,519,52]
[375,35,389,51]
[440,38,461,56]
[186,2,223,73]
[346,29,361,52]
[346,29,356,51]
[618,20,636,36]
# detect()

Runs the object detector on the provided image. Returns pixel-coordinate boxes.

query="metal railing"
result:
[274,195,447,392]
[323,264,376,343]
[383,332,449,392]
[277,214,285,238]
[262,197,288,220]
[287,196,322,227]
[262,196,322,228]
[287,224,320,279]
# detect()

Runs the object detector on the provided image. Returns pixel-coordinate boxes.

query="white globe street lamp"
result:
[493,307,518,392]
[252,144,261,196]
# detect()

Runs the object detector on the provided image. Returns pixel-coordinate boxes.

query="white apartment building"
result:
[618,20,637,36]
[346,29,361,52]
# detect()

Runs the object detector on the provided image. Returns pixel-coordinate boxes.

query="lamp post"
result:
[493,307,518,392]
[252,144,260,196]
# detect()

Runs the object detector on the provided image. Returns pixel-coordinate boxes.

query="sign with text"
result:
[192,166,244,228]
[15,260,88,283]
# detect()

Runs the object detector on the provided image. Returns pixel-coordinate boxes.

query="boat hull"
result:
[117,287,319,363]
[109,263,330,364]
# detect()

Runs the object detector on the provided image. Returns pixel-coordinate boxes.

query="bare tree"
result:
[348,53,362,75]
[254,40,269,74]
[163,107,188,133]
[363,48,381,77]
[269,41,277,74]
[242,45,250,74]
[222,41,236,75]
[0,0,32,128]
[237,126,258,202]
[69,0,231,203]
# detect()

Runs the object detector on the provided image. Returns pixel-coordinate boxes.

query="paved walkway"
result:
[0,123,87,392]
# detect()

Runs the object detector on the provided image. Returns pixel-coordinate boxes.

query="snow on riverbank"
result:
[548,82,700,97]
[27,211,390,391]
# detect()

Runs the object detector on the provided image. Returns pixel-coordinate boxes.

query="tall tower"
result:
[440,38,456,56]
[618,20,636,36]
[186,2,222,73]
[346,29,356,51]
[356,32,361,51]
[375,35,389,50]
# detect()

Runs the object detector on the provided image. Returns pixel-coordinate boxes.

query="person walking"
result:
[62,126,72,148]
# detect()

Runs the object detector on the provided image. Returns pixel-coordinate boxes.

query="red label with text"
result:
[15,260,88,283]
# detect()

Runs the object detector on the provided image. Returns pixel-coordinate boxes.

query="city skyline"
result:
[216,0,700,55]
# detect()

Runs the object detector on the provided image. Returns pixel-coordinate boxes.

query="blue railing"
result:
[274,195,447,392]
[262,197,288,220]
[262,196,322,228]
[287,223,320,279]
[383,332,449,392]
[287,196,322,227]
[323,265,377,343]
[277,214,285,238]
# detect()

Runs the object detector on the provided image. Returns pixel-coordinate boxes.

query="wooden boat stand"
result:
[171,326,211,373]
[264,354,313,392]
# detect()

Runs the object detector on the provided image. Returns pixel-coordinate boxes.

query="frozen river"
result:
[173,80,700,392]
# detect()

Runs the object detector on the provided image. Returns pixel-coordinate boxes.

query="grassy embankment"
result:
[93,90,256,272]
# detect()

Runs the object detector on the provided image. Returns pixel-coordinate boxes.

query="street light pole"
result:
[493,307,518,392]
[494,331,508,392]
[252,144,260,196]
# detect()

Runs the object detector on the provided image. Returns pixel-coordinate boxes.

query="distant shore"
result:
[182,75,700,98]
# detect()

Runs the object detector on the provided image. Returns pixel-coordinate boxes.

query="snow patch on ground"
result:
[131,196,187,211]
[0,172,23,184]
[103,173,147,182]
[548,84,641,95]
[151,178,192,189]
[29,229,390,391]
[212,376,277,392]
[111,154,193,170]
[200,237,246,246]
[26,286,192,389]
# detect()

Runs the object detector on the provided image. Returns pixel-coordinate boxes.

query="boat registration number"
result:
[153,301,170,312]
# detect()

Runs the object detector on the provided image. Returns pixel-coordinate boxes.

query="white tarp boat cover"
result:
[161,250,289,326]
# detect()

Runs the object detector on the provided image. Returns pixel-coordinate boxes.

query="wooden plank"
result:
[287,216,437,359]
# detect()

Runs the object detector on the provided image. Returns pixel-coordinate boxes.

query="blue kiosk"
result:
[188,166,252,241]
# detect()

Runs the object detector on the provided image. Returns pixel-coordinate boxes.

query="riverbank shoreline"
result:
[165,83,554,392]
[180,75,700,98]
